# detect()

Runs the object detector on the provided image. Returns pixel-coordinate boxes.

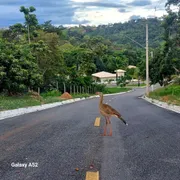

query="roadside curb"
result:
[127,86,146,89]
[104,90,133,96]
[0,90,132,120]
[0,98,82,120]
[142,96,180,114]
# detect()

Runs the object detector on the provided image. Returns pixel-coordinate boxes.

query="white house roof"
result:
[92,71,116,78]
[128,65,136,69]
[114,69,126,73]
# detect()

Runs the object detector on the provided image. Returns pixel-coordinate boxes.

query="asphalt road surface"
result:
[0,88,180,180]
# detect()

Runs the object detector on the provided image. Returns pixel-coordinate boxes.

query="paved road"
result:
[0,89,180,180]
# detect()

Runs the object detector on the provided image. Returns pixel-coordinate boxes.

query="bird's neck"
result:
[99,94,103,106]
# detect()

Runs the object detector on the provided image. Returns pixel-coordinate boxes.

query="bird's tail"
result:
[119,116,128,126]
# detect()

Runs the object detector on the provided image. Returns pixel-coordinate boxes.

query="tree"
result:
[32,31,65,87]
[0,39,42,94]
[41,20,64,37]
[62,46,96,76]
[83,36,109,72]
[149,0,180,85]
[20,6,39,43]
[166,0,180,6]
[117,76,127,87]
[105,54,128,73]
[1,5,169,95]
[149,49,164,85]
[2,23,26,42]
[138,60,146,80]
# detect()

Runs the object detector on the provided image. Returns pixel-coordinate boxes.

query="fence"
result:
[65,85,96,95]
[33,84,99,95]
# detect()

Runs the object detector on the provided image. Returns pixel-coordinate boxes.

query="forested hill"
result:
[65,18,164,48]
[0,1,179,95]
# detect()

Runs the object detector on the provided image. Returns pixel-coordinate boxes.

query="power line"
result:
[123,35,145,49]
[119,25,150,95]
[154,0,167,17]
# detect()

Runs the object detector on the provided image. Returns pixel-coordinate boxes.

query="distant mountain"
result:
[66,18,164,48]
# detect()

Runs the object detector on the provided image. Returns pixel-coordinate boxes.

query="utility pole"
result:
[27,14,31,44]
[122,23,150,95]
[146,23,149,96]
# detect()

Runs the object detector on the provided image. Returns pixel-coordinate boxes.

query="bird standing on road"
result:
[96,92,128,136]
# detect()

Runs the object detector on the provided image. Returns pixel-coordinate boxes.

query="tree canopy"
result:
[0,0,179,94]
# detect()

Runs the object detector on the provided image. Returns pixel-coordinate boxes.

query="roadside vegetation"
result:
[126,83,146,87]
[0,87,132,111]
[149,84,180,106]
[103,87,131,94]
[0,1,179,110]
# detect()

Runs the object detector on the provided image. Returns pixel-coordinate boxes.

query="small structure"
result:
[114,69,126,78]
[128,65,136,69]
[92,71,116,84]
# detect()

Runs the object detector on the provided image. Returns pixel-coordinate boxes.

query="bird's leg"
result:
[104,118,108,136]
[107,118,112,136]
[101,117,108,136]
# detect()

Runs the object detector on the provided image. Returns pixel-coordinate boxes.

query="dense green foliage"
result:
[66,18,163,48]
[0,6,146,94]
[149,85,180,105]
[150,0,180,85]
[0,0,179,95]
[0,39,42,94]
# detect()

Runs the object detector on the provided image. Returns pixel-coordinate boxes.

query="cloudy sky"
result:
[0,0,168,27]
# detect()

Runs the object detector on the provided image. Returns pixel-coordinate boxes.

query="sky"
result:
[0,0,168,28]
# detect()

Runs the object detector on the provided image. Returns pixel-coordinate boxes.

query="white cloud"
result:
[71,0,100,2]
[73,2,167,26]
[74,8,126,25]
[0,0,168,27]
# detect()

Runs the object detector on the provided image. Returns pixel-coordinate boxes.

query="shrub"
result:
[117,76,126,87]
[94,84,106,92]
[41,90,61,97]
[173,76,180,85]
[151,85,180,97]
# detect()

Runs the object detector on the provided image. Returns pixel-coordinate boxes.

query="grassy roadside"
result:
[0,87,132,111]
[126,83,146,88]
[0,95,63,111]
[72,93,90,98]
[149,85,180,106]
[103,87,131,94]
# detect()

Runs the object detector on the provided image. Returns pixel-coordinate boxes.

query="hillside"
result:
[65,18,164,48]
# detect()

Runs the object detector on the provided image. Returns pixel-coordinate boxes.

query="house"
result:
[92,69,126,84]
[92,71,116,84]
[128,65,136,69]
[114,69,126,78]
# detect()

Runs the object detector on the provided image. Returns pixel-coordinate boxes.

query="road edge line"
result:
[0,90,133,121]
[142,96,180,114]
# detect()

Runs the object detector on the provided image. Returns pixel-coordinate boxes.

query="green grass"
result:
[0,90,63,111]
[41,90,62,98]
[42,96,62,104]
[0,95,64,111]
[103,87,132,94]
[0,93,90,111]
[72,93,91,98]
[0,95,42,111]
[126,83,146,87]
[149,85,180,106]
[0,87,132,111]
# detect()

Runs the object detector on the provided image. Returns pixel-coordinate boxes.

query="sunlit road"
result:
[1,88,180,180]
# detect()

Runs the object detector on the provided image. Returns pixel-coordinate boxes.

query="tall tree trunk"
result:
[27,24,31,44]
